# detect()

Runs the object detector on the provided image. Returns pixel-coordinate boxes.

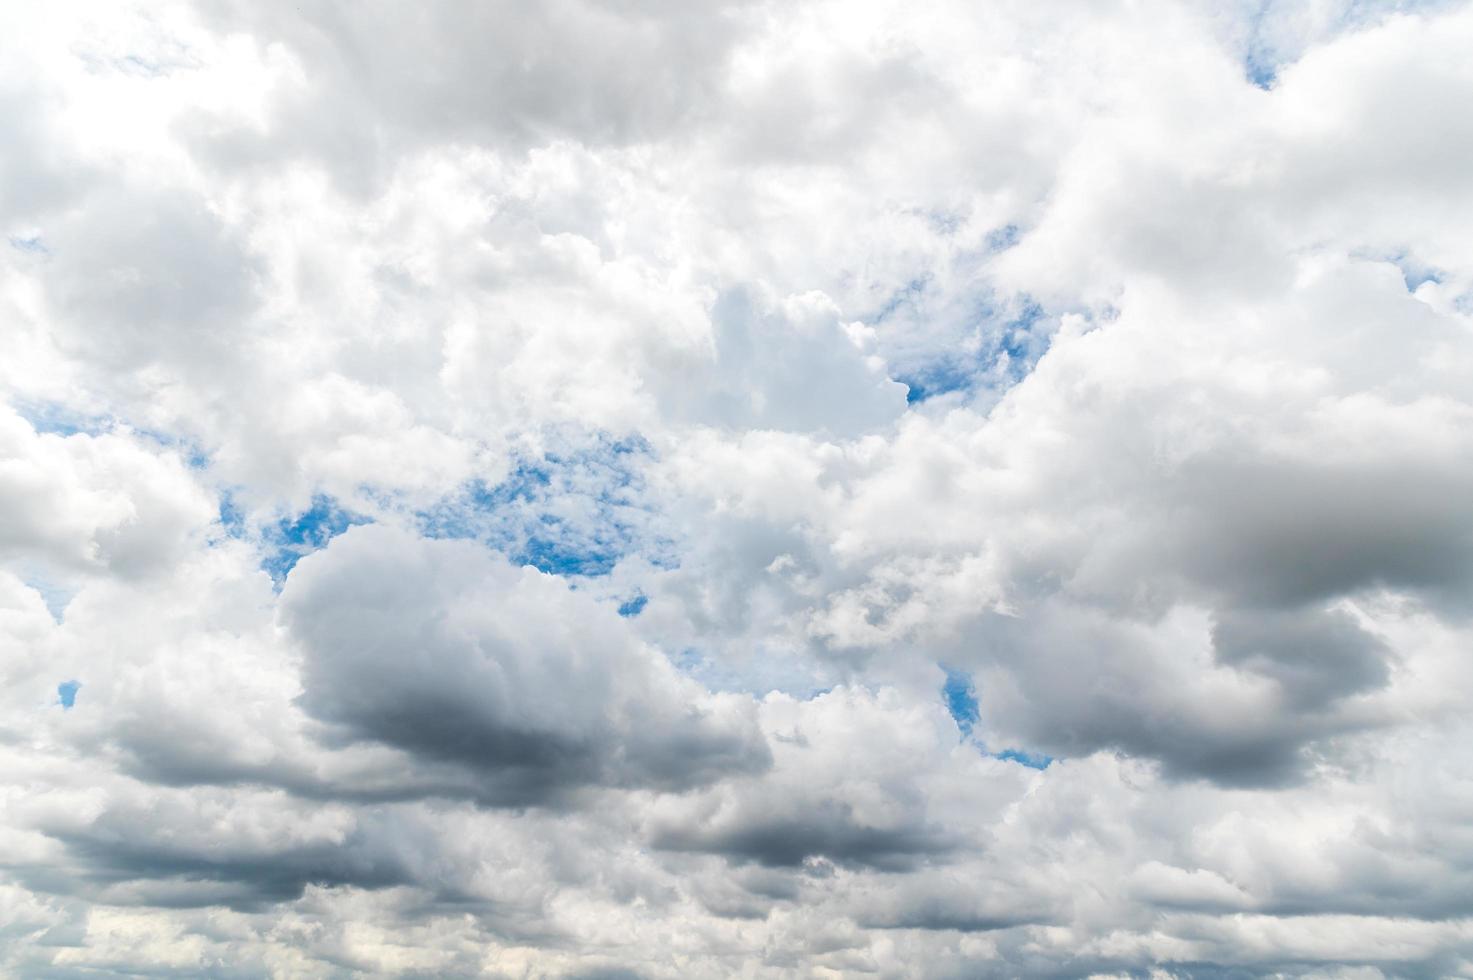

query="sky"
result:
[2,0,1473,976]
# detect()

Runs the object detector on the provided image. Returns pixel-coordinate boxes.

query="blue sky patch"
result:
[520,532,620,577]
[985,223,1021,253]
[1235,0,1462,92]
[217,490,248,539]
[1350,248,1446,293]
[25,577,77,624]
[941,667,1053,767]
[1243,50,1278,90]
[13,403,110,438]
[57,680,80,710]
[900,361,977,405]
[262,495,370,582]
[8,235,48,255]
[997,748,1053,770]
[136,430,211,470]
[897,296,1050,405]
[14,405,212,470]
[942,667,980,737]
[617,594,649,617]
[1392,256,1443,292]
[1241,0,1280,90]
[418,433,672,579]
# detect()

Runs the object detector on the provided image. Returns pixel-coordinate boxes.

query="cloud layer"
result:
[4,0,1473,976]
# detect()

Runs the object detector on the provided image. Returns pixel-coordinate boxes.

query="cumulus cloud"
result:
[4,0,1473,976]
[282,525,770,804]
[0,407,217,579]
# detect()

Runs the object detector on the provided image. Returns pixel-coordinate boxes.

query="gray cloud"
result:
[651,801,955,871]
[1211,605,1391,710]
[41,189,261,373]
[1172,455,1473,610]
[188,0,761,188]
[281,525,771,805]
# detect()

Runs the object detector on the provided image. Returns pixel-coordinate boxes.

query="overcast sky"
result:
[3,0,1473,976]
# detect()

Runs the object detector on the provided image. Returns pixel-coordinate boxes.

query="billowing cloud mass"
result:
[4,0,1473,976]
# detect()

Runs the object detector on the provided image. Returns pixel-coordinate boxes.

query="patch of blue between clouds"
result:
[942,667,980,737]
[13,404,212,469]
[998,748,1053,770]
[138,429,211,470]
[1390,254,1443,292]
[1241,0,1281,90]
[520,533,620,577]
[1239,0,1460,91]
[1349,247,1445,293]
[617,593,649,618]
[985,223,1021,253]
[901,361,976,406]
[9,235,49,255]
[25,577,77,624]
[215,432,666,594]
[217,491,247,539]
[57,680,80,710]
[898,296,1047,405]
[1243,48,1278,90]
[418,433,673,583]
[941,666,1053,770]
[13,403,110,438]
[259,494,371,582]
[1404,268,1444,291]
[867,223,1039,404]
